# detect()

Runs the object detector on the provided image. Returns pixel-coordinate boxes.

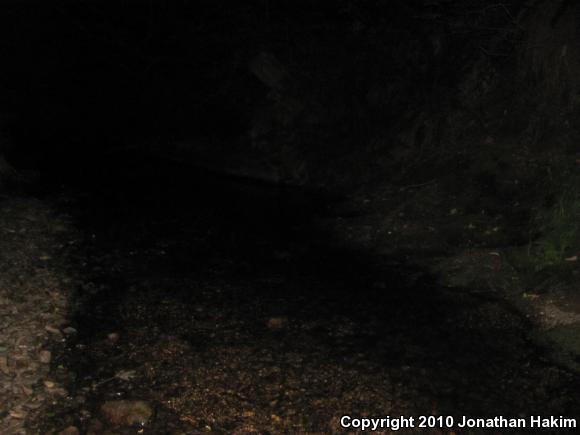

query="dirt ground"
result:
[0,197,77,434]
[2,157,580,434]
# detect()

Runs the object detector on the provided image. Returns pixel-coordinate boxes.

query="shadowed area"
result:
[38,154,578,433]
[1,1,580,434]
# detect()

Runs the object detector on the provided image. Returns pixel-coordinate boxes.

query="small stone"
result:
[63,327,77,335]
[39,350,51,364]
[274,250,291,260]
[107,332,120,344]
[50,387,68,397]
[45,325,62,335]
[266,317,288,330]
[100,400,153,427]
[44,380,56,389]
[58,426,80,435]
[0,355,9,374]
[114,369,136,381]
[9,408,26,419]
[23,401,43,410]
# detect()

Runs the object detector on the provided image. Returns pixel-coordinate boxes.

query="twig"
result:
[398,179,437,191]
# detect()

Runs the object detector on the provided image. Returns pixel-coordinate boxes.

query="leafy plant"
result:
[528,186,580,272]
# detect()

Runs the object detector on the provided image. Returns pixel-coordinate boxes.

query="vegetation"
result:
[515,162,580,279]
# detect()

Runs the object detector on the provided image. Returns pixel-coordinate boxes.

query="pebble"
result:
[58,426,80,435]
[9,408,26,419]
[266,317,288,330]
[100,400,153,427]
[45,325,62,335]
[62,327,77,335]
[39,350,51,364]
[0,355,9,374]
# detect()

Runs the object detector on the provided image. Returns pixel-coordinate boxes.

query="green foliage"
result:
[527,182,580,272]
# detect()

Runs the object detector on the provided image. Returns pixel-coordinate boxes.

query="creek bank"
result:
[0,196,78,434]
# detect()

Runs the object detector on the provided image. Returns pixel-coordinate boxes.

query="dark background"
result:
[3,0,575,190]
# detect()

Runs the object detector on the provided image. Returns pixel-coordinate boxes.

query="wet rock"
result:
[100,400,153,427]
[39,350,51,364]
[58,426,80,435]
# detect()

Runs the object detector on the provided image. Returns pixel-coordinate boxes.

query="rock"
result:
[9,408,26,419]
[107,332,120,344]
[45,325,62,335]
[273,250,291,260]
[100,400,153,427]
[21,385,33,396]
[58,426,80,435]
[267,317,288,330]
[114,369,136,381]
[62,327,77,335]
[39,350,51,364]
[0,355,9,374]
